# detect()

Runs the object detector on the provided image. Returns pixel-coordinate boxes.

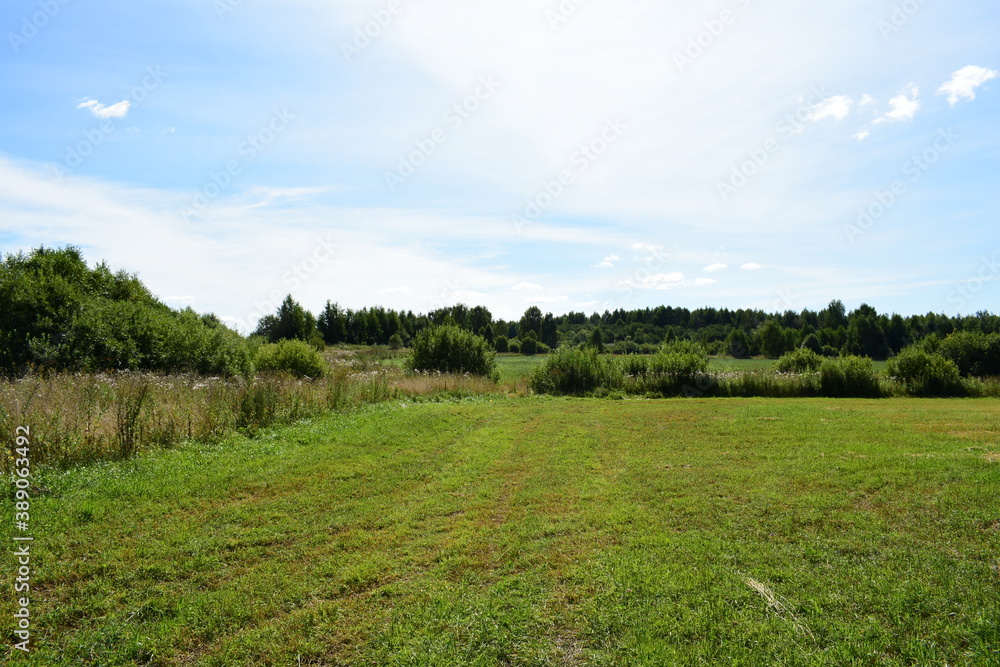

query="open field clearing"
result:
[3,397,999,665]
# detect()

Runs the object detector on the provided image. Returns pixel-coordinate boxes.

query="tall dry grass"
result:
[0,355,524,472]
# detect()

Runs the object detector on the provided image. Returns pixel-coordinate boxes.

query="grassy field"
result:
[5,397,998,665]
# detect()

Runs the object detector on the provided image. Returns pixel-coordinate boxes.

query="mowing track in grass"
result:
[3,398,999,665]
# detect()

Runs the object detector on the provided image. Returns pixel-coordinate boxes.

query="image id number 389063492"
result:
[12,425,33,653]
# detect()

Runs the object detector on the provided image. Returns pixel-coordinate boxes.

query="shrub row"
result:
[530,344,994,399]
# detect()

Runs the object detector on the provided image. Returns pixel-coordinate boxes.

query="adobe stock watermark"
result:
[224,235,336,334]
[340,0,408,62]
[511,117,628,233]
[179,107,295,222]
[877,0,930,39]
[674,0,752,72]
[716,85,832,202]
[11,425,34,653]
[947,252,999,311]
[844,127,958,243]
[47,66,167,182]
[545,0,588,30]
[7,0,71,54]
[384,76,500,192]
[427,278,468,313]
[613,246,673,301]
[214,0,249,19]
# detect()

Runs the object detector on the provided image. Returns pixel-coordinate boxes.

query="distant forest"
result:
[3,245,998,377]
[294,300,1000,360]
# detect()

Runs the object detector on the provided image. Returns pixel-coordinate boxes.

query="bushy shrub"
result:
[887,347,962,396]
[406,325,498,379]
[611,340,640,355]
[388,333,404,350]
[819,355,883,398]
[254,339,329,378]
[508,340,521,354]
[800,333,823,355]
[631,340,710,395]
[529,347,616,396]
[937,332,1000,377]
[521,332,538,356]
[776,348,824,373]
[494,335,509,353]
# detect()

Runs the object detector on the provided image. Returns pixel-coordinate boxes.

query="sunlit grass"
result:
[4,397,998,665]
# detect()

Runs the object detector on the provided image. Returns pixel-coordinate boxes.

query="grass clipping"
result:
[743,576,815,640]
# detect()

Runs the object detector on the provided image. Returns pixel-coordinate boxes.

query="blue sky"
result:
[1,0,998,330]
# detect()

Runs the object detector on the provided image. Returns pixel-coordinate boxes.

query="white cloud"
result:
[806,95,853,122]
[529,295,568,304]
[592,253,620,268]
[703,263,728,272]
[693,278,717,286]
[854,129,870,141]
[77,99,131,119]
[875,85,920,123]
[512,282,542,290]
[741,263,763,270]
[937,65,999,105]
[377,286,411,294]
[643,272,686,289]
[859,94,874,107]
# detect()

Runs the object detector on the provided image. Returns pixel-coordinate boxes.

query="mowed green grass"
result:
[5,398,999,665]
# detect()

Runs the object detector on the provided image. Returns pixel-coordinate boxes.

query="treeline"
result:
[5,245,1000,379]
[0,246,252,377]
[260,298,1000,361]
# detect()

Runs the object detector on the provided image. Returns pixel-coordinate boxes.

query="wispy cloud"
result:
[741,263,763,271]
[937,65,999,105]
[703,263,728,272]
[77,99,131,119]
[807,95,853,122]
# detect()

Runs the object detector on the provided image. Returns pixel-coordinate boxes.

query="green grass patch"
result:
[3,398,999,664]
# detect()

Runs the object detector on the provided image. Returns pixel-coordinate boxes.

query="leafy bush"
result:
[611,340,640,355]
[521,331,538,356]
[406,325,499,380]
[494,335,509,353]
[776,348,824,373]
[388,333,404,350]
[887,347,962,396]
[254,339,329,378]
[819,355,883,398]
[508,340,521,354]
[628,340,710,395]
[529,347,616,396]
[0,246,254,377]
[800,333,823,355]
[937,332,1000,377]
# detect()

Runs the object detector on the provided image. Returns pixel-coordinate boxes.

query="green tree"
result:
[589,328,605,353]
[521,330,538,356]
[519,306,543,340]
[255,295,316,343]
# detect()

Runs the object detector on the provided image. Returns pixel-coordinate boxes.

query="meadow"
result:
[3,395,998,665]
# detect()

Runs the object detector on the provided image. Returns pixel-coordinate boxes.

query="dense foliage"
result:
[886,347,962,397]
[775,348,824,373]
[0,247,251,377]
[5,245,1000,384]
[310,298,1000,362]
[254,339,329,378]
[406,325,499,380]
